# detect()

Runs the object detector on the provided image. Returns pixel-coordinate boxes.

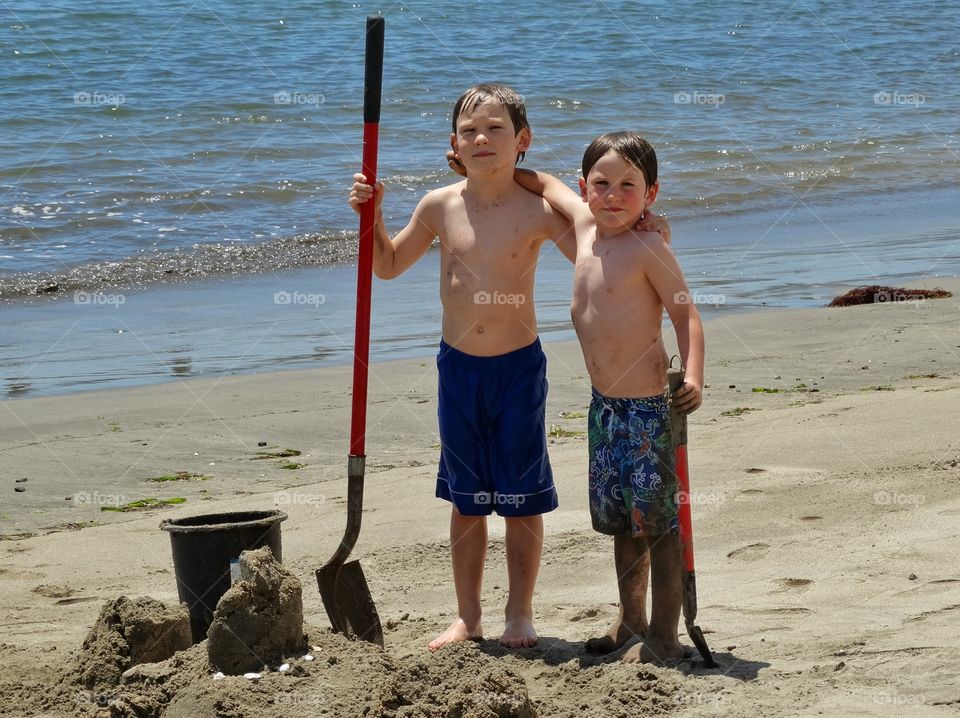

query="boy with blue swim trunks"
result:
[349,83,577,651]
[514,132,705,664]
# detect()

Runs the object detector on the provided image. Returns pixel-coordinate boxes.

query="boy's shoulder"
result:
[423,181,465,204]
[612,229,676,276]
[628,228,670,250]
[415,181,466,219]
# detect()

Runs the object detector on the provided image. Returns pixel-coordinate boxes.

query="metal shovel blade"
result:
[316,463,384,647]
[682,570,717,668]
[316,558,383,647]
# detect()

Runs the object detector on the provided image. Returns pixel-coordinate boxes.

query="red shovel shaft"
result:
[675,443,695,572]
[349,15,384,457]
[349,121,379,456]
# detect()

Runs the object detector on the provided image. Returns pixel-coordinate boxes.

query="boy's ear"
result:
[516,127,532,153]
[645,181,659,206]
[579,177,588,201]
[450,133,457,152]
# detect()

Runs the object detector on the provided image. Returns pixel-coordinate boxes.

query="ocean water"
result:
[1,0,959,396]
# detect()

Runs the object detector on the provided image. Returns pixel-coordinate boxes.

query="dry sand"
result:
[1,277,959,716]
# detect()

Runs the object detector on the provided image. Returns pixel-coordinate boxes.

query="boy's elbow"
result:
[373,262,398,280]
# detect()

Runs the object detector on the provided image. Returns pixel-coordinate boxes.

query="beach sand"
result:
[1,277,958,716]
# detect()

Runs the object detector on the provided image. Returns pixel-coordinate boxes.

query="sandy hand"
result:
[445,150,467,177]
[637,210,671,243]
[670,381,702,414]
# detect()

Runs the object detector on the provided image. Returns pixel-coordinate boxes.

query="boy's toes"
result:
[499,617,538,649]
[585,635,618,654]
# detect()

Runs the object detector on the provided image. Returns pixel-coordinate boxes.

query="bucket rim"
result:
[160,509,288,534]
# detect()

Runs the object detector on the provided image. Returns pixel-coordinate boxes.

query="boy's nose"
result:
[475,133,488,144]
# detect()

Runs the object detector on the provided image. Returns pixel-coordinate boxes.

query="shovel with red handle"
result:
[668,367,717,667]
[315,16,385,647]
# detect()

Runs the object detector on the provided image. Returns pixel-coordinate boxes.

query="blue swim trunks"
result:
[588,388,679,537]
[436,338,558,517]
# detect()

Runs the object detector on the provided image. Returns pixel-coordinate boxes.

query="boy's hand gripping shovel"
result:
[668,367,717,667]
[316,16,385,647]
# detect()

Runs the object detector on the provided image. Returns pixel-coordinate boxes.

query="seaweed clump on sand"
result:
[828,285,952,307]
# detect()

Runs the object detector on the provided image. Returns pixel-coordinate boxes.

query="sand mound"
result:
[207,547,307,675]
[73,596,192,690]
[377,642,535,717]
[8,610,704,718]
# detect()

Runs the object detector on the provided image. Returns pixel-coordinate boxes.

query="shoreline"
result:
[3,277,958,537]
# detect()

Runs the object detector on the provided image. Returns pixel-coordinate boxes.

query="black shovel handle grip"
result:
[363,17,384,123]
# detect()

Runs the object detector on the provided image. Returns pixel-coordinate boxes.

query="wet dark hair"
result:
[581,131,657,188]
[452,83,529,163]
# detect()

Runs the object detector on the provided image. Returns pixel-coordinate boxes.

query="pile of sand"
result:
[207,547,307,675]
[74,596,192,690]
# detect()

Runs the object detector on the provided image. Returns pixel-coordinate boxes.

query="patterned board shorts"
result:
[588,388,680,537]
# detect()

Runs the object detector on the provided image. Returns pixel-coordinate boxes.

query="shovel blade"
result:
[316,558,383,647]
[686,622,717,668]
[682,556,717,668]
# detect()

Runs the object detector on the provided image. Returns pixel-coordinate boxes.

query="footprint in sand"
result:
[743,606,813,616]
[568,607,600,622]
[800,515,823,521]
[54,596,99,606]
[32,584,74,599]
[737,489,764,503]
[745,468,767,474]
[727,543,770,561]
[775,578,814,592]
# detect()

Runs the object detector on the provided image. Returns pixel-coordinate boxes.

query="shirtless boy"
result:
[514,131,705,662]
[348,83,576,650]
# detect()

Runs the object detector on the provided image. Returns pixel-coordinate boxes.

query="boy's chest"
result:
[439,208,543,268]
[573,241,653,305]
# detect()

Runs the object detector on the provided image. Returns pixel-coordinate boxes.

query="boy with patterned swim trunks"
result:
[514,131,705,663]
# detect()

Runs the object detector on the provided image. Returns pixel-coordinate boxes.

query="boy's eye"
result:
[622,182,635,188]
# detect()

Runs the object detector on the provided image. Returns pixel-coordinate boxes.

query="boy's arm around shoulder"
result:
[514,169,586,263]
[641,235,705,414]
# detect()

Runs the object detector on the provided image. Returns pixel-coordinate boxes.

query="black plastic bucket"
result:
[160,509,288,642]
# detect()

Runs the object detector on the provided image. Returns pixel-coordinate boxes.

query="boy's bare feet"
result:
[585,612,647,653]
[499,615,538,648]
[428,617,483,652]
[621,637,687,664]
